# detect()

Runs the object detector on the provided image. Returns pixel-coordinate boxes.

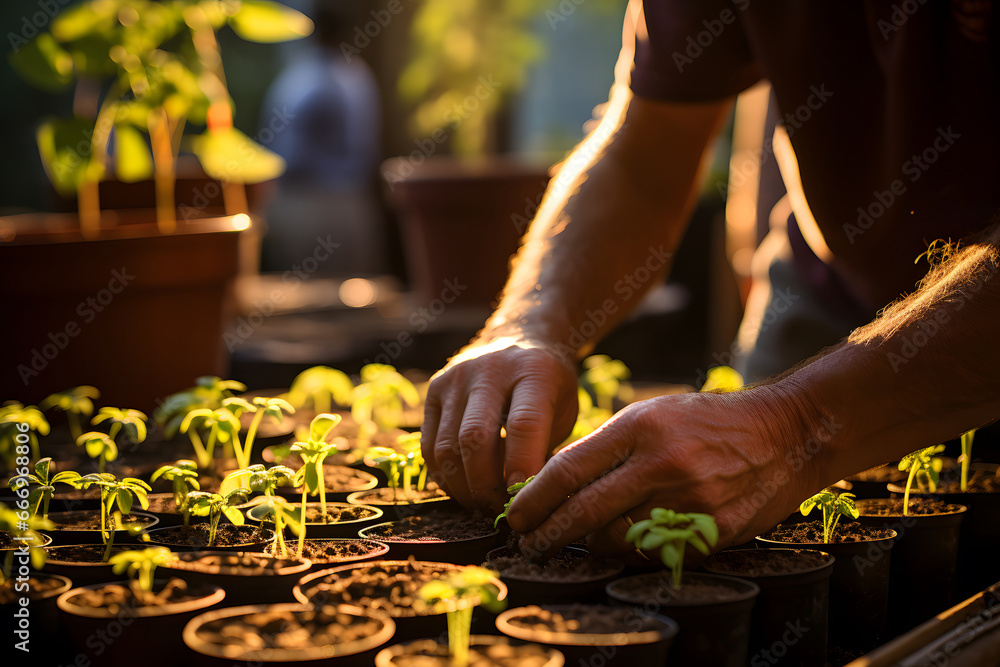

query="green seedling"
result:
[899,445,946,514]
[109,546,172,597]
[151,460,201,522]
[700,366,744,392]
[418,566,506,667]
[365,446,406,500]
[179,488,249,547]
[351,364,421,430]
[179,406,241,469]
[625,508,719,589]
[9,458,81,520]
[581,354,633,412]
[0,503,53,587]
[800,489,859,544]
[290,414,342,518]
[250,494,303,559]
[222,396,295,470]
[494,476,535,529]
[155,376,247,439]
[76,433,117,473]
[40,385,100,441]
[960,429,976,492]
[75,473,151,561]
[78,407,148,472]
[0,403,50,466]
[287,366,355,414]
[396,433,428,492]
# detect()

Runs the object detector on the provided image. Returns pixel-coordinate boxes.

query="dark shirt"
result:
[632,0,999,315]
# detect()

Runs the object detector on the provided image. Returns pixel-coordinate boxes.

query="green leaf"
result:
[308,413,341,444]
[190,127,286,184]
[660,542,681,569]
[223,506,244,525]
[36,117,100,195]
[9,34,74,91]
[304,465,320,493]
[228,0,314,43]
[133,488,149,511]
[117,488,134,515]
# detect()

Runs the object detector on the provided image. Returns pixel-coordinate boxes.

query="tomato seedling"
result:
[290,413,342,516]
[180,406,241,469]
[74,473,152,561]
[179,488,249,547]
[109,546,173,598]
[77,407,148,472]
[494,475,535,529]
[898,445,946,514]
[418,566,506,667]
[39,385,100,441]
[625,508,719,589]
[287,366,354,414]
[580,354,633,412]
[151,460,201,523]
[0,403,50,467]
[800,489,859,544]
[960,429,976,492]
[8,457,81,520]
[155,376,246,439]
[222,396,294,470]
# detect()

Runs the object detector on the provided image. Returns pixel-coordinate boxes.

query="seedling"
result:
[40,385,100,441]
[960,429,976,492]
[154,376,246,439]
[580,354,633,412]
[179,406,241,469]
[290,414,342,516]
[250,494,303,559]
[494,475,535,529]
[899,445,946,514]
[625,508,719,589]
[799,489,859,544]
[109,546,173,599]
[396,433,428,492]
[151,461,201,521]
[365,446,409,500]
[75,473,152,561]
[0,503,53,588]
[76,433,118,473]
[351,364,421,430]
[222,396,295,470]
[418,566,506,667]
[0,403,50,466]
[8,458,81,520]
[78,407,148,471]
[700,366,744,392]
[225,463,300,554]
[287,366,354,414]
[179,488,249,547]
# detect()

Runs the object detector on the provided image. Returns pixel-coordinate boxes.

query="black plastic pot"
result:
[702,548,833,666]
[160,551,312,606]
[42,543,148,586]
[358,519,499,564]
[757,523,897,653]
[44,510,159,546]
[246,501,384,539]
[606,571,759,667]
[484,546,625,607]
[496,604,678,666]
[0,572,71,664]
[146,524,274,552]
[856,498,966,633]
[143,492,196,527]
[843,465,906,500]
[286,538,390,571]
[374,634,564,667]
[345,489,457,521]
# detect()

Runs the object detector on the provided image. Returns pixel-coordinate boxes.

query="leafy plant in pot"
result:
[45,472,158,552]
[606,509,759,667]
[350,435,451,518]
[148,459,202,526]
[150,485,273,551]
[758,489,897,654]
[10,456,83,520]
[76,406,148,473]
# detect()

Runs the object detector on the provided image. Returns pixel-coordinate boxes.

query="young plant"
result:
[249,494,303,559]
[0,403,50,466]
[222,396,295,470]
[799,489,859,544]
[494,476,535,529]
[76,433,118,473]
[109,546,173,598]
[290,414,342,517]
[365,446,406,500]
[8,458,81,520]
[960,429,976,492]
[0,504,53,588]
[286,366,354,414]
[625,508,719,589]
[580,354,633,412]
[155,376,247,439]
[78,406,148,471]
[418,566,506,667]
[179,488,250,547]
[899,445,946,514]
[351,364,421,430]
[396,433,428,492]
[39,385,100,441]
[75,473,152,561]
[179,406,241,469]
[151,460,201,517]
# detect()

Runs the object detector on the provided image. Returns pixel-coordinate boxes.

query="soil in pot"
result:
[42,543,148,585]
[273,466,379,502]
[359,512,499,563]
[703,548,833,667]
[606,571,760,667]
[346,486,454,520]
[856,497,966,633]
[496,604,677,667]
[272,538,390,568]
[147,524,274,552]
[483,545,624,607]
[0,572,72,663]
[758,521,896,655]
[375,635,563,667]
[248,501,384,538]
[184,603,395,666]
[44,510,159,545]
[162,551,312,606]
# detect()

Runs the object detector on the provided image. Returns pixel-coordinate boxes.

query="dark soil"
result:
[351,486,448,505]
[483,547,622,582]
[193,606,387,652]
[275,539,387,563]
[932,472,1000,494]
[255,503,378,525]
[506,604,666,635]
[0,576,66,604]
[151,524,267,548]
[0,533,12,548]
[762,521,895,544]
[298,561,458,616]
[363,513,495,543]
[703,549,831,577]
[610,572,748,605]
[846,465,905,483]
[64,579,208,614]
[50,511,156,531]
[46,544,143,564]
[166,553,304,576]
[858,498,965,517]
[277,465,376,490]
[387,639,554,666]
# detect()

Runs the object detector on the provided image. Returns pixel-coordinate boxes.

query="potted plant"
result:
[179,405,242,471]
[39,385,101,443]
[76,406,148,473]
[221,395,295,469]
[349,435,451,518]
[351,364,422,432]
[0,404,49,471]
[155,376,246,440]
[148,459,202,526]
[149,486,272,551]
[10,457,84,520]
[286,365,355,417]
[606,509,759,667]
[758,489,897,654]
[1,0,312,409]
[46,472,158,552]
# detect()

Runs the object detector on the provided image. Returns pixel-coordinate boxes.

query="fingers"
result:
[429,388,472,507]
[585,511,656,566]
[458,385,507,509]
[503,379,558,488]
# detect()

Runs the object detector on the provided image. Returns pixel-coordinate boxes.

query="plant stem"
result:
[318,464,328,517]
[29,433,39,462]
[904,465,918,516]
[960,431,974,492]
[318,393,330,415]
[417,466,427,492]
[447,607,473,667]
[241,411,265,470]
[148,107,176,234]
[298,488,308,558]
[189,430,210,469]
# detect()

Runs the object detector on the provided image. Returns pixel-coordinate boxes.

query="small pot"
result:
[0,572,72,663]
[57,579,226,667]
[757,522,897,653]
[161,551,312,606]
[374,634,564,667]
[702,548,833,666]
[183,603,395,666]
[844,464,906,499]
[606,571,759,667]
[358,517,499,564]
[43,510,159,546]
[42,543,149,586]
[346,488,456,521]
[273,466,379,503]
[484,546,624,607]
[496,604,677,666]
[143,492,201,527]
[146,524,275,552]
[282,538,391,570]
[246,501,384,538]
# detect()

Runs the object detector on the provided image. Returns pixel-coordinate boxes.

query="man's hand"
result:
[506,384,827,560]
[421,336,579,511]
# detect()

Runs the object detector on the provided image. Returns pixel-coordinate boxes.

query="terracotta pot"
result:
[161,551,312,606]
[374,634,564,667]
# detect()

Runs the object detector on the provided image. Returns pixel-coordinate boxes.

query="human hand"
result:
[421,336,579,511]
